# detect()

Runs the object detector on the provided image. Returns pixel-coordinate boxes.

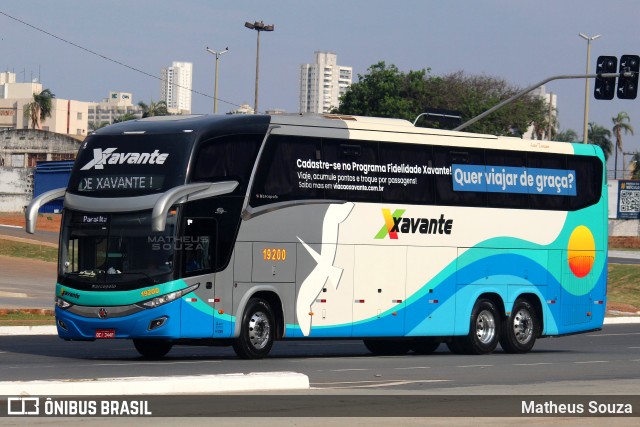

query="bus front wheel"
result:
[500,298,539,353]
[232,298,275,359]
[133,339,173,359]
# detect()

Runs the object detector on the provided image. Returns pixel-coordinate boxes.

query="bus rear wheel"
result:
[232,298,275,359]
[457,298,501,355]
[133,339,173,359]
[500,299,539,353]
[363,339,412,355]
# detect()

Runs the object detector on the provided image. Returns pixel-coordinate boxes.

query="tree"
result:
[555,129,579,142]
[336,62,547,136]
[113,113,138,123]
[88,121,109,131]
[588,122,613,160]
[23,88,55,129]
[630,152,640,180]
[611,112,634,179]
[138,100,169,118]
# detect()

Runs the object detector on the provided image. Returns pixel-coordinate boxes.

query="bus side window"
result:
[485,149,527,209]
[250,135,322,207]
[380,141,434,204]
[434,146,486,207]
[191,135,262,192]
[323,138,380,203]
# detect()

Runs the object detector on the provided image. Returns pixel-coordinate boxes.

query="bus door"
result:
[180,216,217,337]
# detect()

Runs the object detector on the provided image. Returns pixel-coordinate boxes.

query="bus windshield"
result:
[59,210,177,288]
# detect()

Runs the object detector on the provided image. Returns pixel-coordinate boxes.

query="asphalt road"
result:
[1,323,639,394]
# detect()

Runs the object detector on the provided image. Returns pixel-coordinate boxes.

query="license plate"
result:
[95,329,115,339]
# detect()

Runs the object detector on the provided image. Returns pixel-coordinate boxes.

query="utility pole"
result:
[206,47,228,113]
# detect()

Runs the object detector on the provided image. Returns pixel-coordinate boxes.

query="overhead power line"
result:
[0,10,243,110]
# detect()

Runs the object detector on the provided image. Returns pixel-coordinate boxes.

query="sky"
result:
[1,0,639,171]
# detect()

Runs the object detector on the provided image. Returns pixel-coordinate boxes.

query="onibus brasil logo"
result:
[374,208,454,239]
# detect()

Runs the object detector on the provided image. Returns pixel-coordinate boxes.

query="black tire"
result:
[457,298,501,355]
[232,298,275,359]
[411,338,440,354]
[500,298,539,354]
[363,339,412,355]
[133,339,173,359]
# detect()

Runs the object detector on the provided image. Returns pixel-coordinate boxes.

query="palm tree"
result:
[612,112,634,179]
[588,122,613,161]
[630,152,640,180]
[113,113,138,123]
[88,121,110,131]
[555,129,579,143]
[138,100,169,118]
[23,88,55,129]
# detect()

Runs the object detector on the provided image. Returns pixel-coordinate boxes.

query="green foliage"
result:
[23,88,55,129]
[612,111,634,153]
[630,152,640,179]
[138,100,169,118]
[556,129,579,142]
[336,62,548,136]
[588,122,613,160]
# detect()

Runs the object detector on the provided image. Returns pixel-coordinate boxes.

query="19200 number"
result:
[263,248,287,261]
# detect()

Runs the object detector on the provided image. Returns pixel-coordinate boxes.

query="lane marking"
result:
[456,364,493,368]
[0,224,22,229]
[312,379,450,389]
[589,332,640,337]
[512,362,553,366]
[394,366,431,370]
[573,360,609,364]
[330,368,369,372]
[92,360,222,367]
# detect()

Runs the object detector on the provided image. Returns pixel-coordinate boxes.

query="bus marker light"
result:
[214,298,221,303]
[547,300,556,304]
[309,312,314,316]
[429,299,439,304]
[355,299,365,303]
[392,312,397,316]
[392,299,403,303]
[316,299,327,303]
[218,310,225,315]
[594,300,604,305]
[587,312,592,316]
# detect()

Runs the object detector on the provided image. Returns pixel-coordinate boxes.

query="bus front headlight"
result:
[138,283,200,309]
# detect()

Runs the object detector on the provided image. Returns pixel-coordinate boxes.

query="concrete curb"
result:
[0,372,310,395]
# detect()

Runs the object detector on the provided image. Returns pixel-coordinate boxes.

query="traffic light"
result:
[594,56,617,100]
[617,54,640,99]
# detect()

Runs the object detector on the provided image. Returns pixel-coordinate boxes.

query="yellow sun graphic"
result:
[567,225,595,278]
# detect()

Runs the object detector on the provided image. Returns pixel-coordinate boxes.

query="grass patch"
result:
[607,263,640,309]
[0,238,57,262]
[0,309,55,326]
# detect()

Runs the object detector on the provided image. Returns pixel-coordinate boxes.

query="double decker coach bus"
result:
[26,114,607,359]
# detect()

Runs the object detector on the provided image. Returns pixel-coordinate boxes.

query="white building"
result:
[523,85,558,140]
[0,72,88,137]
[300,52,352,114]
[160,61,193,115]
[87,91,144,128]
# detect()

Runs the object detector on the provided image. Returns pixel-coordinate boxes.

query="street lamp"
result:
[244,20,274,114]
[579,33,601,144]
[206,46,229,114]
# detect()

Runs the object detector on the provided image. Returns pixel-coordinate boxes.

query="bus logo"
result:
[80,148,169,170]
[374,208,405,239]
[374,208,454,239]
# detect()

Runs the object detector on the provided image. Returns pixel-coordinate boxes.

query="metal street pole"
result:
[244,21,274,114]
[579,33,601,144]
[206,47,228,114]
